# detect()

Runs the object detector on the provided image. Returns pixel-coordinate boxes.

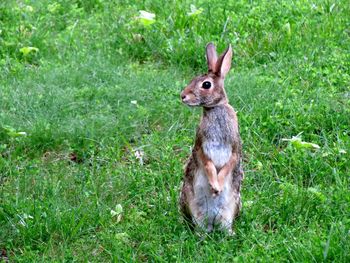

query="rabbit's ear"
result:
[216,45,233,78]
[206,43,218,73]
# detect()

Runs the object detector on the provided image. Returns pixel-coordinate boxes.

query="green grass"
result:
[1,0,350,262]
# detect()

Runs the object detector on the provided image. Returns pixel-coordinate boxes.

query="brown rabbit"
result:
[179,43,243,234]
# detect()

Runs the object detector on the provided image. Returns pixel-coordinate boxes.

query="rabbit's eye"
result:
[202,81,211,89]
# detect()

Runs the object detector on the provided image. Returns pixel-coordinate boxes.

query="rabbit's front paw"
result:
[210,182,222,197]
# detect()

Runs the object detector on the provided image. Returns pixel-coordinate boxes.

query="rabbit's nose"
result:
[181,93,187,100]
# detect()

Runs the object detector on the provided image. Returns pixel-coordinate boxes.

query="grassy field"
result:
[1,0,350,261]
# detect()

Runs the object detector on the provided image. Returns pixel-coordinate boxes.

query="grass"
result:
[1,0,350,262]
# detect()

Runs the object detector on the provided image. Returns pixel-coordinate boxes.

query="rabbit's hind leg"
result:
[193,212,214,233]
[216,195,240,235]
[216,213,235,235]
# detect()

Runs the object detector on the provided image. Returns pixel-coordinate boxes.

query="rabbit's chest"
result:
[200,109,234,168]
[203,140,231,169]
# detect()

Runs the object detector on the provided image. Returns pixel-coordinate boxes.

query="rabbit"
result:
[179,43,243,234]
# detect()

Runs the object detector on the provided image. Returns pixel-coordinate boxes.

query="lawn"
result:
[0,0,349,262]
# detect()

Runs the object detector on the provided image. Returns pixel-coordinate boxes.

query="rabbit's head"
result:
[180,43,233,107]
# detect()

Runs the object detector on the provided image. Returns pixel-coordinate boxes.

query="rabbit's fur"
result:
[179,43,243,234]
